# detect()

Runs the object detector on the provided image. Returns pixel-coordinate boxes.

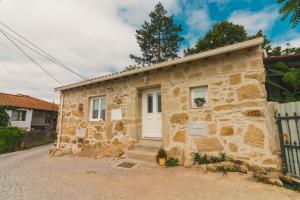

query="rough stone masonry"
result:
[56,42,280,170]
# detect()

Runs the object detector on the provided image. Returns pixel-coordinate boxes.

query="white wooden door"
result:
[142,88,162,138]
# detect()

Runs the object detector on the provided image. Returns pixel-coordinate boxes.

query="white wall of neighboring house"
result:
[5,109,33,131]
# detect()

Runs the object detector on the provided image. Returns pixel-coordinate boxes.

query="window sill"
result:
[189,106,210,110]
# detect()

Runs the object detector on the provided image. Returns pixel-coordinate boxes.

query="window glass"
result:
[92,98,99,119]
[90,97,106,121]
[157,93,161,113]
[147,94,153,113]
[100,97,106,120]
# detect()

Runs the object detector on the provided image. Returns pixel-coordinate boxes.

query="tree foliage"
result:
[184,20,300,57]
[0,106,9,128]
[277,0,300,28]
[130,2,184,65]
[266,61,300,102]
[184,21,248,55]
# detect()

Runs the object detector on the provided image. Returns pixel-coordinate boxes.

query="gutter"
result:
[55,37,264,92]
[56,92,64,149]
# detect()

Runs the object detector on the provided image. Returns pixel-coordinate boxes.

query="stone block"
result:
[94,125,104,132]
[229,143,238,152]
[173,87,180,97]
[173,130,186,143]
[170,113,189,124]
[114,121,123,132]
[195,137,224,152]
[244,124,264,148]
[237,84,263,100]
[229,74,241,85]
[242,110,265,117]
[220,126,234,136]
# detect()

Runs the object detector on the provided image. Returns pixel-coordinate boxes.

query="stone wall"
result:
[58,45,280,169]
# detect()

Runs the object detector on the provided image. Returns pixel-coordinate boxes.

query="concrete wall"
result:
[58,46,280,169]
[6,109,33,131]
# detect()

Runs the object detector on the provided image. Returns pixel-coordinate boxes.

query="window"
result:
[190,86,208,108]
[147,94,153,113]
[11,110,26,121]
[90,96,106,121]
[157,93,161,113]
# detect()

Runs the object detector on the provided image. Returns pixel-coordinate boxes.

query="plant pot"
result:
[195,102,205,107]
[158,157,167,167]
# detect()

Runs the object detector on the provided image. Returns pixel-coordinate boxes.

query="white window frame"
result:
[89,96,106,121]
[190,86,208,108]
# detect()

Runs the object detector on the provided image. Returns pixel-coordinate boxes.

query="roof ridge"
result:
[55,37,264,91]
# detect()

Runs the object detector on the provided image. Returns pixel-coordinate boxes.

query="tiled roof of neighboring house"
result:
[55,37,264,91]
[0,93,58,112]
[264,54,300,64]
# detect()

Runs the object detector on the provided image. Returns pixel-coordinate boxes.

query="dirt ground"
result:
[0,145,299,200]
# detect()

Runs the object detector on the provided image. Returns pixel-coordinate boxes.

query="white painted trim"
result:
[55,38,264,92]
[56,92,64,149]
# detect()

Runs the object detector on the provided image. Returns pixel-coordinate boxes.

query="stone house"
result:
[55,38,280,169]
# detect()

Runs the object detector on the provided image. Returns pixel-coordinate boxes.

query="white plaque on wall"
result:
[76,128,85,139]
[111,108,122,120]
[188,123,208,136]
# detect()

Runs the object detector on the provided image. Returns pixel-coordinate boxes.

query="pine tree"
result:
[129,2,184,66]
[277,0,300,28]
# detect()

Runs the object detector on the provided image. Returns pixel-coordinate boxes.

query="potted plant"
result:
[157,148,167,167]
[194,97,206,107]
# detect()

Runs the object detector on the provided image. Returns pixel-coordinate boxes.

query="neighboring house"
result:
[0,93,58,131]
[55,38,280,169]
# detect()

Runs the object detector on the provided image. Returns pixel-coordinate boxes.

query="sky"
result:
[0,0,299,103]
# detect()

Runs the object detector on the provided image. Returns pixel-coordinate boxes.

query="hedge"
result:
[0,128,22,154]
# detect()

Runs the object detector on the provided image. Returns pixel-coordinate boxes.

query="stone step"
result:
[126,149,157,162]
[134,139,162,151]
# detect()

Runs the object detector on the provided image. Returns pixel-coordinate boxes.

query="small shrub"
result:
[0,128,22,153]
[192,152,228,165]
[192,152,206,165]
[166,157,179,167]
[0,106,10,128]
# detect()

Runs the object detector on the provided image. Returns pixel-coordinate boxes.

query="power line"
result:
[0,28,63,85]
[0,60,50,99]
[0,21,87,80]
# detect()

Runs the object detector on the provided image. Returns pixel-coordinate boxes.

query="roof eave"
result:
[55,37,264,92]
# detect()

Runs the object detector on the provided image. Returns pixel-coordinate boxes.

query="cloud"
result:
[117,0,180,26]
[183,2,214,48]
[272,31,300,48]
[0,0,180,102]
[187,9,213,32]
[228,6,279,34]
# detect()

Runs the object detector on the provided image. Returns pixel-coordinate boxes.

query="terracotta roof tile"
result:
[0,93,58,112]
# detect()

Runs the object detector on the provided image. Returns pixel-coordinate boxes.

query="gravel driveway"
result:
[0,145,299,200]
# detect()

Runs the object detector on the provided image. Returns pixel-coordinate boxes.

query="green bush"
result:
[0,128,22,153]
[166,157,179,167]
[0,106,10,128]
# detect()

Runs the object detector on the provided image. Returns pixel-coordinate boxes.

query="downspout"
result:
[56,91,64,149]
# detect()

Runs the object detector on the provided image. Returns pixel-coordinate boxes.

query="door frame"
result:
[141,87,162,139]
